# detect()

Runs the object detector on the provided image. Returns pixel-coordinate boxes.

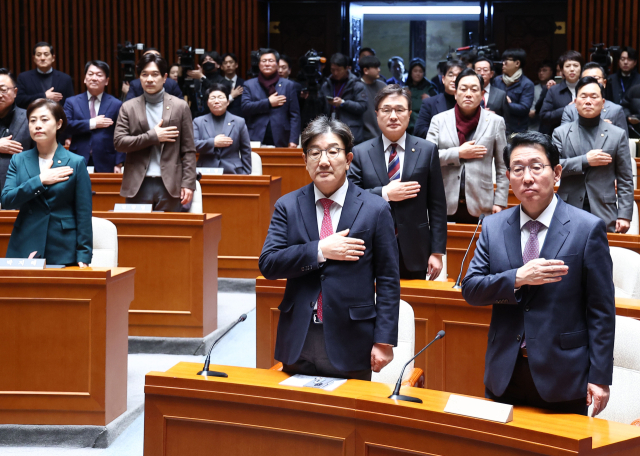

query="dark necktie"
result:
[387,143,400,181]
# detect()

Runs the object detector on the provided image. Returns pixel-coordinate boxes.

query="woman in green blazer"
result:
[1,98,92,266]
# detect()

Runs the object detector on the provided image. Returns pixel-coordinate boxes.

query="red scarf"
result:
[454,104,481,145]
[258,72,279,95]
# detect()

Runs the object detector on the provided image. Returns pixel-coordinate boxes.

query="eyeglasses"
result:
[378,107,408,116]
[0,86,15,95]
[509,163,552,177]
[306,147,345,161]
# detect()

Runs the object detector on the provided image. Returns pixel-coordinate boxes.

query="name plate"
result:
[114,203,153,213]
[197,167,224,175]
[0,258,46,269]
[249,141,262,149]
[87,166,95,174]
[444,394,513,423]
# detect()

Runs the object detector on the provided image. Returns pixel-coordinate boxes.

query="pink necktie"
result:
[521,220,543,348]
[317,198,334,322]
[89,96,97,118]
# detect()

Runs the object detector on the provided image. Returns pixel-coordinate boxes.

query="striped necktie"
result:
[387,143,400,181]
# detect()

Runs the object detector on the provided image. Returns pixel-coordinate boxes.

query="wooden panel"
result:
[0,268,134,426]
[0,0,259,96]
[254,148,312,197]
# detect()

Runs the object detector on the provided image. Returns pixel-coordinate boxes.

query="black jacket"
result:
[606,70,640,105]
[539,81,574,135]
[16,69,74,109]
[319,73,368,144]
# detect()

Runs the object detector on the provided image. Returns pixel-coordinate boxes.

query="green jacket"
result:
[1,145,93,265]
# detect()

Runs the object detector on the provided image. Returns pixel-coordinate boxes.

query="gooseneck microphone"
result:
[197,314,247,377]
[388,330,445,403]
[452,214,485,289]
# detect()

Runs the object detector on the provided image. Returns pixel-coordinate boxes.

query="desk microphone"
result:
[452,214,485,289]
[197,314,247,377]
[388,330,445,403]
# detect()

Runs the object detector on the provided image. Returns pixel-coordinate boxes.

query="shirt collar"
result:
[382,132,407,152]
[313,178,349,207]
[226,74,237,83]
[37,67,53,75]
[87,92,104,102]
[484,83,491,93]
[520,194,558,230]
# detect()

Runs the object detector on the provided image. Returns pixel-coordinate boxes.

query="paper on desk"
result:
[279,374,347,391]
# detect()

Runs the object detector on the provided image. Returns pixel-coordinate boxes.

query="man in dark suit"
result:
[348,85,447,280]
[63,61,125,173]
[413,60,465,138]
[606,47,640,105]
[124,48,184,101]
[0,69,34,190]
[242,48,301,148]
[221,53,245,118]
[16,42,74,109]
[473,58,511,127]
[259,116,400,380]
[462,131,615,416]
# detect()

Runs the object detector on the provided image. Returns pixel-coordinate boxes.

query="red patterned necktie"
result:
[521,220,543,348]
[387,143,400,181]
[317,198,334,322]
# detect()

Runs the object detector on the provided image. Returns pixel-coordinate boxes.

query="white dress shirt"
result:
[38,157,53,173]
[87,92,104,130]
[381,132,407,202]
[483,83,491,107]
[314,178,349,263]
[226,74,238,101]
[519,194,558,255]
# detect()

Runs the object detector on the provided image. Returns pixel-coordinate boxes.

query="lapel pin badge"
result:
[58,160,61,164]
[228,122,231,125]
[166,106,170,110]
[412,148,415,152]
[601,133,604,136]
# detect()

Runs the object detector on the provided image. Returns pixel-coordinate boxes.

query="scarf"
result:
[258,72,279,95]
[501,68,523,87]
[455,104,481,145]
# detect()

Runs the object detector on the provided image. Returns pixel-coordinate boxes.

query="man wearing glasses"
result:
[348,84,447,280]
[241,48,301,147]
[492,48,535,134]
[462,131,615,416]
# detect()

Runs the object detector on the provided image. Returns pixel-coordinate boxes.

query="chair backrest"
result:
[609,246,640,299]
[629,202,639,235]
[632,156,638,189]
[90,217,118,267]
[371,300,415,384]
[590,316,640,424]
[630,139,637,159]
[188,180,203,213]
[251,152,263,175]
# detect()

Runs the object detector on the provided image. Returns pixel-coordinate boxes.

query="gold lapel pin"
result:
[412,148,415,152]
[166,106,170,110]
[601,133,604,136]
[228,122,231,125]
[58,160,61,164]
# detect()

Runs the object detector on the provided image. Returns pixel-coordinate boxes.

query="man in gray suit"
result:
[0,69,34,190]
[561,63,627,131]
[474,58,511,128]
[427,68,509,223]
[554,76,634,233]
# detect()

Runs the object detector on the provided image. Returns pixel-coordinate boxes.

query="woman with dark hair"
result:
[404,58,438,134]
[539,50,583,135]
[1,98,92,266]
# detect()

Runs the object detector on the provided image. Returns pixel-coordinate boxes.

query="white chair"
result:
[590,315,640,425]
[629,202,639,235]
[188,180,203,213]
[609,246,640,299]
[632,157,637,189]
[629,138,637,159]
[90,217,118,267]
[251,152,263,175]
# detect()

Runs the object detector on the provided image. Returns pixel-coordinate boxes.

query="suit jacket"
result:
[125,77,184,101]
[1,145,93,265]
[0,106,34,189]
[413,93,449,139]
[493,75,535,133]
[15,69,74,109]
[63,92,126,172]
[461,198,615,402]
[606,71,640,105]
[319,73,369,144]
[348,134,447,271]
[561,100,628,132]
[485,85,511,127]
[241,77,301,147]
[113,93,197,198]
[193,111,252,174]
[553,119,634,231]
[259,180,400,372]
[539,81,573,135]
[427,108,509,216]
[227,76,246,118]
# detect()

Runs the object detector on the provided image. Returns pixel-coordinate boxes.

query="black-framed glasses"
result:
[509,163,552,177]
[305,147,345,161]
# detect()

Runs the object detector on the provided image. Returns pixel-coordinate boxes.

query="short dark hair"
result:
[582,62,606,78]
[455,67,484,90]
[444,59,466,75]
[204,51,223,65]
[558,50,584,69]
[576,76,605,97]
[33,42,54,55]
[473,57,494,72]
[136,53,168,76]
[222,53,238,64]
[503,131,560,169]
[359,55,381,70]
[27,98,68,135]
[330,53,350,68]
[301,116,354,154]
[501,48,527,68]
[84,60,110,78]
[143,47,160,55]
[259,48,280,62]
[621,46,638,61]
[359,47,376,57]
[0,68,18,86]
[279,54,292,68]
[537,59,554,71]
[374,84,412,110]
[205,83,231,100]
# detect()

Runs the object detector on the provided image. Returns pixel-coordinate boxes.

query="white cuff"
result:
[229,95,234,102]
[317,246,326,263]
[382,186,390,202]
[90,118,96,130]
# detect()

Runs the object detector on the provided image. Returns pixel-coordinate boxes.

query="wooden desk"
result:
[0,267,134,426]
[253,147,311,196]
[90,173,125,211]
[199,175,281,278]
[144,362,640,456]
[0,211,221,338]
[257,278,640,398]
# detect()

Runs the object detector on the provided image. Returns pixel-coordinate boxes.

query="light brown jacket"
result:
[114,92,196,198]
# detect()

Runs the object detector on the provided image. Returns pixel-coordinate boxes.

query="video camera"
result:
[589,43,621,74]
[177,46,205,72]
[247,50,261,79]
[299,49,326,89]
[116,41,143,82]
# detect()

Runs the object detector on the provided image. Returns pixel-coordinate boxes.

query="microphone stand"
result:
[197,314,247,377]
[452,214,485,289]
[388,331,445,403]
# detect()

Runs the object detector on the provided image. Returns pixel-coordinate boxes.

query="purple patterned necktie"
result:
[89,96,97,118]
[521,220,543,348]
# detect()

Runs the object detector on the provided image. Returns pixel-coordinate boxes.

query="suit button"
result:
[525,306,530,312]
[516,335,521,341]
[321,275,325,281]
[579,197,583,201]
